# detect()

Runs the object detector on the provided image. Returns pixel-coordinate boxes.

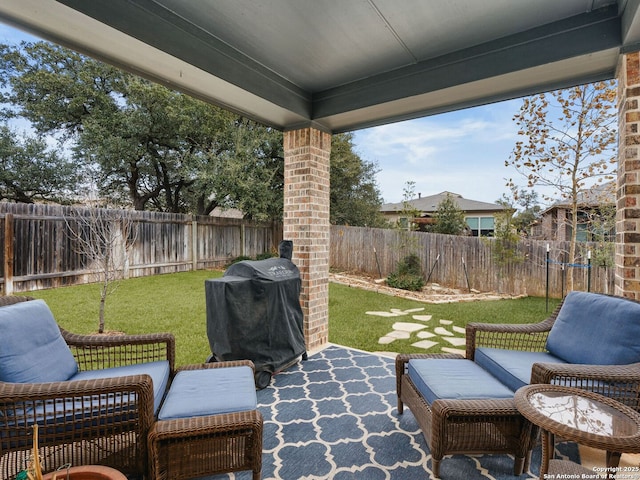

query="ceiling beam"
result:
[56,0,312,118]
[313,6,621,120]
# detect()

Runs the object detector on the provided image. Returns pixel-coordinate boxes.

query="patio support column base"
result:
[283,127,331,351]
[615,52,640,299]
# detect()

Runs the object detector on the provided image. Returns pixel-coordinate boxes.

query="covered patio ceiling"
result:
[0,0,639,133]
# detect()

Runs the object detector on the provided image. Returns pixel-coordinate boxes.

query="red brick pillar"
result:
[616,52,640,299]
[283,128,331,351]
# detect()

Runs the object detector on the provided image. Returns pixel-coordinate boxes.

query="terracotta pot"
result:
[42,465,127,480]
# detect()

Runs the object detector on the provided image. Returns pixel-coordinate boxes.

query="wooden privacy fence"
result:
[0,203,613,298]
[330,226,615,298]
[0,203,282,294]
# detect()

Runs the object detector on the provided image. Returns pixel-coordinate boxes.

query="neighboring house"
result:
[530,182,616,242]
[380,191,506,236]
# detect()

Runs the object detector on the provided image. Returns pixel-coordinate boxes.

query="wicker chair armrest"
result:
[531,361,640,384]
[465,316,557,360]
[177,360,255,374]
[0,295,35,307]
[62,329,176,374]
[530,362,640,411]
[0,374,155,405]
[150,408,263,438]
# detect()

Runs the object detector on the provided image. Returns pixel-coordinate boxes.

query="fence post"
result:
[240,222,246,257]
[191,219,198,271]
[4,214,14,295]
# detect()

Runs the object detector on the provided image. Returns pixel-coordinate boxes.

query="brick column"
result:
[283,128,331,351]
[616,52,640,299]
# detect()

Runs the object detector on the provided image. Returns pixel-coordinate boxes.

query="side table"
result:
[515,384,640,478]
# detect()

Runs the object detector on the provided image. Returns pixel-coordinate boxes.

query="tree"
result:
[397,180,421,231]
[0,41,283,216]
[506,81,617,289]
[0,41,386,222]
[65,208,137,333]
[388,181,425,290]
[0,124,79,203]
[498,189,542,236]
[432,193,466,235]
[330,133,385,227]
[488,200,524,291]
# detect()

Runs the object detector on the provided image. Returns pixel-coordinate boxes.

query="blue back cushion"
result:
[546,291,640,365]
[0,299,78,383]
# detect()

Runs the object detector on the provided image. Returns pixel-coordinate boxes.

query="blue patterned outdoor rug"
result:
[206,345,579,480]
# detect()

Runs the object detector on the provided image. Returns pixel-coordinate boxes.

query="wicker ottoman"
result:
[396,354,535,478]
[148,362,263,480]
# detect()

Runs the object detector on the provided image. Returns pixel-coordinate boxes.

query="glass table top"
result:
[528,390,637,437]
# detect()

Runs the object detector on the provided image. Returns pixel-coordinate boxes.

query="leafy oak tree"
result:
[1,41,384,224]
[330,133,385,227]
[0,124,79,203]
[0,41,282,216]
[506,81,617,289]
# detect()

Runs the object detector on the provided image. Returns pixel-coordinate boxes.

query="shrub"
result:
[387,254,425,291]
[228,255,252,266]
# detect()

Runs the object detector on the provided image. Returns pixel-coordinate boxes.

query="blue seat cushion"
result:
[0,299,78,383]
[407,359,514,405]
[158,366,257,421]
[70,360,171,413]
[546,291,640,365]
[474,348,567,391]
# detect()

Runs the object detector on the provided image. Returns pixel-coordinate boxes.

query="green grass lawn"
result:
[329,283,560,354]
[25,270,560,366]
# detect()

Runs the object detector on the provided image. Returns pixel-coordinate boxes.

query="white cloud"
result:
[355,100,525,204]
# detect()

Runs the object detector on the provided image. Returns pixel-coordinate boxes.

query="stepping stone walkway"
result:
[370,307,466,356]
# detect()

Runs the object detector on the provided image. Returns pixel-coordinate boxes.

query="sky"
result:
[352,101,523,205]
[1,22,530,207]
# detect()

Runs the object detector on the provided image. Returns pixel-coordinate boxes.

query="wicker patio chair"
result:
[0,295,176,479]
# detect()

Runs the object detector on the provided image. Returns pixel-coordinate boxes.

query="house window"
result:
[465,216,495,236]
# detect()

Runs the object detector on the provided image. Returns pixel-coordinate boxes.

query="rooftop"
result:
[381,191,506,214]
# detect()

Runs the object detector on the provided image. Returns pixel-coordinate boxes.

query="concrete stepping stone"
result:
[378,336,397,345]
[412,315,432,322]
[403,308,425,313]
[387,330,411,339]
[366,311,403,317]
[434,326,454,336]
[443,337,466,346]
[452,326,466,334]
[392,322,426,333]
[412,340,438,350]
[390,308,409,315]
[439,319,453,325]
[416,331,436,339]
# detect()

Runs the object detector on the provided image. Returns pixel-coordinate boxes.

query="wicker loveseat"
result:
[0,295,175,479]
[397,291,640,477]
[467,291,640,410]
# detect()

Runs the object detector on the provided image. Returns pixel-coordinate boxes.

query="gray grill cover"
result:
[205,257,306,383]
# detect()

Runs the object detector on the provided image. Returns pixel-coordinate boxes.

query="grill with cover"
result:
[205,242,306,388]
